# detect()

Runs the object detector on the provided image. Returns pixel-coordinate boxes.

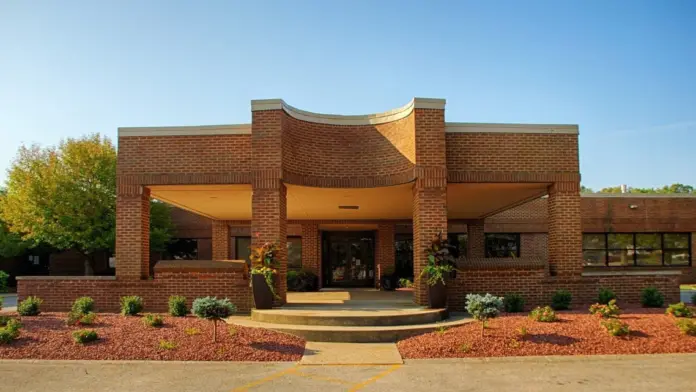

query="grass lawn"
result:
[682,284,696,291]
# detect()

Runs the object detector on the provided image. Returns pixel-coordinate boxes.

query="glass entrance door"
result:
[322,231,375,287]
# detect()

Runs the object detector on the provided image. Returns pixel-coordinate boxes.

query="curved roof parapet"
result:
[445,122,579,134]
[251,98,446,126]
[118,124,251,137]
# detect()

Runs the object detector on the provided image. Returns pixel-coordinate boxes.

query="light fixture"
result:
[629,204,638,209]
[338,205,359,210]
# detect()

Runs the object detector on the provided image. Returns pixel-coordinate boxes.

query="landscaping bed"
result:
[0,312,305,361]
[398,309,696,358]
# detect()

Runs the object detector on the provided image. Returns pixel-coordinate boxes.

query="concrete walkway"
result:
[1,353,695,391]
[0,294,17,312]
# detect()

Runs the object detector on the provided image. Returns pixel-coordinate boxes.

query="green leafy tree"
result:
[0,189,30,258]
[580,185,594,193]
[599,183,694,194]
[0,134,174,274]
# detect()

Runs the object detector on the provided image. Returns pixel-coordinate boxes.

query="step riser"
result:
[271,327,440,343]
[251,309,448,327]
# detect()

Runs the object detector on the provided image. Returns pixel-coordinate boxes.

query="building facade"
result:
[17,98,694,311]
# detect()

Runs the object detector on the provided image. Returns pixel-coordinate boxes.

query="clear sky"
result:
[1,1,694,190]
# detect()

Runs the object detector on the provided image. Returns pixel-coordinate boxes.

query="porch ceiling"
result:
[447,183,549,219]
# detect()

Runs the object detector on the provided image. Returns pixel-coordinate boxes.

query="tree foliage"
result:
[598,183,694,194]
[0,134,174,271]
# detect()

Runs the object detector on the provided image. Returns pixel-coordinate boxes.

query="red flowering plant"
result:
[419,231,457,286]
[249,239,281,299]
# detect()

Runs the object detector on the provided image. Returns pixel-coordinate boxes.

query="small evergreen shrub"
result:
[68,312,97,326]
[675,319,696,336]
[465,293,504,337]
[640,287,664,308]
[666,302,693,318]
[159,340,177,350]
[72,329,98,344]
[142,313,164,327]
[168,296,188,317]
[551,289,572,310]
[192,297,236,342]
[692,292,696,305]
[71,297,94,315]
[503,293,525,313]
[120,296,144,316]
[529,306,557,322]
[399,278,414,288]
[185,327,201,336]
[17,296,43,316]
[0,271,8,293]
[598,288,616,305]
[601,319,630,337]
[0,315,12,327]
[287,270,319,292]
[589,299,621,318]
[0,318,22,343]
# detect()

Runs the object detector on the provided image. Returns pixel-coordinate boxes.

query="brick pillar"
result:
[115,186,150,280]
[211,221,230,260]
[412,101,447,305]
[301,223,320,278]
[251,102,287,305]
[466,219,485,258]
[547,182,582,276]
[377,223,395,279]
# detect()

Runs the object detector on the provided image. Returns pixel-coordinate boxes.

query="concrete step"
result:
[227,313,473,343]
[250,307,448,326]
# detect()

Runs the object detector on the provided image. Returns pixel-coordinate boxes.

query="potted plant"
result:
[380,266,398,291]
[249,241,280,309]
[419,232,456,309]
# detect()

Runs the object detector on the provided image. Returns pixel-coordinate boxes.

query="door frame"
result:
[321,231,376,288]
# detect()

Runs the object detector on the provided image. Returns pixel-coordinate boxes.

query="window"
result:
[447,233,468,259]
[485,233,520,258]
[235,237,251,262]
[582,233,691,267]
[166,239,199,260]
[288,237,302,270]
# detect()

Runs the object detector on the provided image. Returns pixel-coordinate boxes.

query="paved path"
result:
[1,353,695,391]
[0,294,17,312]
[681,289,695,303]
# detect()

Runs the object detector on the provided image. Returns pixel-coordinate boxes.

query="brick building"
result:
[17,98,694,311]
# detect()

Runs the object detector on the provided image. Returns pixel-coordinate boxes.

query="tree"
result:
[192,297,236,343]
[580,185,594,193]
[598,183,695,194]
[0,134,174,274]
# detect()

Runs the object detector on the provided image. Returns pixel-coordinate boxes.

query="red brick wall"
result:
[301,223,320,279]
[377,223,395,278]
[547,182,582,277]
[521,233,548,259]
[211,221,230,260]
[115,188,150,280]
[466,220,485,258]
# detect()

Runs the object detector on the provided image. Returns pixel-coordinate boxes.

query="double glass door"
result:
[322,231,375,287]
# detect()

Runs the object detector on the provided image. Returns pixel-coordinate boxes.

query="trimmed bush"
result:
[640,287,664,308]
[142,313,164,327]
[529,306,557,322]
[120,296,144,316]
[675,319,696,336]
[692,292,696,305]
[589,299,621,318]
[551,289,572,310]
[71,297,95,315]
[0,315,13,327]
[0,270,8,293]
[0,319,21,344]
[287,270,319,292]
[68,311,97,326]
[598,288,616,305]
[503,293,525,313]
[159,340,177,350]
[666,302,693,318]
[601,319,630,337]
[465,293,504,337]
[72,329,98,344]
[192,297,236,342]
[168,296,188,317]
[17,296,43,316]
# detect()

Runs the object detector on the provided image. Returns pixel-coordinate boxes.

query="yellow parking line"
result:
[293,370,353,385]
[231,364,299,392]
[347,364,402,391]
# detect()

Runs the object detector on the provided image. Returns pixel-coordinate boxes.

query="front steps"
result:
[227,307,473,343]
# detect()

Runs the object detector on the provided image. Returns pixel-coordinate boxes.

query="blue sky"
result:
[1,0,694,190]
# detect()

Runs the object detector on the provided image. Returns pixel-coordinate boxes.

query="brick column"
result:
[412,102,447,305]
[377,223,395,279]
[251,186,287,304]
[211,221,230,260]
[466,219,485,258]
[547,182,583,276]
[301,223,320,278]
[115,186,150,280]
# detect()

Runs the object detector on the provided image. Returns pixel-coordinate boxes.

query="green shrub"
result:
[159,340,177,350]
[551,289,572,310]
[142,313,164,327]
[589,299,621,318]
[0,296,3,311]
[68,311,97,326]
[71,297,95,315]
[465,293,504,337]
[120,296,144,316]
[192,297,236,342]
[529,306,557,322]
[398,278,413,288]
[0,271,8,293]
[503,293,525,313]
[17,296,43,316]
[666,302,693,318]
[168,296,188,317]
[72,329,98,344]
[287,270,319,292]
[598,288,616,305]
[640,287,664,308]
[0,321,20,344]
[185,327,201,336]
[675,319,696,336]
[601,319,630,337]
[692,292,696,305]
[0,315,13,327]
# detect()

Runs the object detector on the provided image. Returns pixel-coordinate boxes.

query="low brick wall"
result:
[17,260,252,313]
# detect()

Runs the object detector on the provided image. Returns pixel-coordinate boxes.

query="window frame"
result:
[484,233,521,258]
[582,232,691,267]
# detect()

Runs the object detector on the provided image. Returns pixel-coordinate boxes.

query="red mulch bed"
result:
[0,312,304,361]
[398,308,696,358]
